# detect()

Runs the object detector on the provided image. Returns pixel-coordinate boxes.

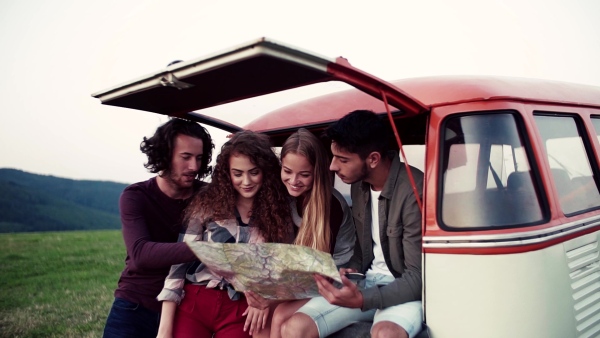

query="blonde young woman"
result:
[282,128,355,266]
[246,128,355,338]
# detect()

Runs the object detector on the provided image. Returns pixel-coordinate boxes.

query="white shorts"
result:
[296,273,423,338]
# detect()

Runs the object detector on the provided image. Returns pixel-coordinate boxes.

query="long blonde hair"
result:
[281,128,331,252]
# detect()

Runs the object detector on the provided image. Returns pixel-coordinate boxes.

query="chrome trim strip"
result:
[423,215,600,249]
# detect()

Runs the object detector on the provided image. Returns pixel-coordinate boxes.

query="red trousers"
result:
[173,284,251,338]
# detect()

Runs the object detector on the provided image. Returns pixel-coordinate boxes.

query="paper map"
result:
[185,241,342,300]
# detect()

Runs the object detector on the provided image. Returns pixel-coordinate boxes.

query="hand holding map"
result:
[185,241,342,300]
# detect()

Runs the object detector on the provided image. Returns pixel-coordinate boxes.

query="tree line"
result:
[0,168,128,233]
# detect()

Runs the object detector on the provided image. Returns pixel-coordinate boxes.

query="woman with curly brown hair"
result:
[156,130,293,338]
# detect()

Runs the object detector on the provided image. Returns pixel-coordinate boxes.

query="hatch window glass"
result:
[440,112,544,229]
[535,114,600,215]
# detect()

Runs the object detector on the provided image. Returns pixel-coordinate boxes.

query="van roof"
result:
[244,75,600,136]
[394,75,600,108]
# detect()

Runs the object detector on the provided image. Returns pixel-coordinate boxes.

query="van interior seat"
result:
[552,169,600,212]
[550,168,584,213]
[506,171,542,224]
[551,168,573,198]
[442,188,509,227]
[507,171,534,192]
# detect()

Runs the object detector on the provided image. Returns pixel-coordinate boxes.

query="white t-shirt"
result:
[367,188,392,276]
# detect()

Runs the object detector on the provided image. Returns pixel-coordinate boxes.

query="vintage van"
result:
[93,38,600,338]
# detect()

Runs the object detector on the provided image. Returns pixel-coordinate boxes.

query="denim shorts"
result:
[296,273,423,338]
[103,298,160,338]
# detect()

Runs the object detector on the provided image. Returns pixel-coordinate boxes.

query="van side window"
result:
[440,112,544,229]
[535,114,600,215]
[591,117,600,145]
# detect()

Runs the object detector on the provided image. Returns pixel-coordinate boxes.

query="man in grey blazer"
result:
[281,110,424,338]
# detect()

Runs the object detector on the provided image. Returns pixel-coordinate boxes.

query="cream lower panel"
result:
[424,239,588,338]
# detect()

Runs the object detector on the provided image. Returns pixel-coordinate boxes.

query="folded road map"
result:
[186,241,342,300]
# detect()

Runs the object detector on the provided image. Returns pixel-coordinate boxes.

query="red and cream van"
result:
[94,38,600,338]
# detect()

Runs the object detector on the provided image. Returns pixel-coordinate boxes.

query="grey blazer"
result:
[348,153,424,311]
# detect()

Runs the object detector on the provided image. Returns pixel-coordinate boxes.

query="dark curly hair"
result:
[185,131,293,244]
[325,110,393,160]
[140,118,214,179]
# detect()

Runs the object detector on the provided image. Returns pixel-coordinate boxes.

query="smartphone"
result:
[345,272,366,280]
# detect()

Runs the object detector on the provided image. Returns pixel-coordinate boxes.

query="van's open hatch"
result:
[92,37,427,131]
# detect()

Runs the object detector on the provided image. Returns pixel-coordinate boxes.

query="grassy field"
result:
[0,230,124,338]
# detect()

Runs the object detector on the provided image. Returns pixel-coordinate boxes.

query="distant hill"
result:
[0,168,129,233]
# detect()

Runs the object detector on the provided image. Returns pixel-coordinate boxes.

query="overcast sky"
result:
[1,0,599,184]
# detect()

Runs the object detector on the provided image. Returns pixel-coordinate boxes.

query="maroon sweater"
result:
[113,177,200,313]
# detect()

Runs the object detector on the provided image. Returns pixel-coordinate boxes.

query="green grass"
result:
[0,230,124,337]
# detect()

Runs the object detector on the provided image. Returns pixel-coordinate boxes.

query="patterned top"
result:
[156,209,264,304]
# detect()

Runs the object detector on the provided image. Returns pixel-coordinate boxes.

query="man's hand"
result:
[314,272,364,309]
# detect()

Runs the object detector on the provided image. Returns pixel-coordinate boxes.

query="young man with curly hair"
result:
[103,118,214,338]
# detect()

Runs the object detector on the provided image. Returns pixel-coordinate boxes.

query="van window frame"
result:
[534,111,600,217]
[437,109,549,231]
